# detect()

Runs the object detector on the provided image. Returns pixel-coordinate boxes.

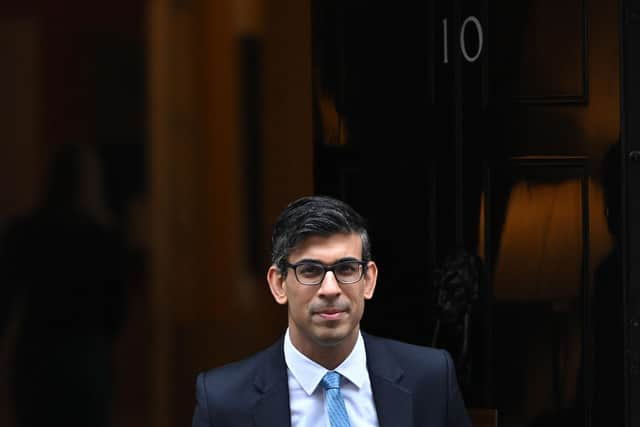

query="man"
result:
[192,196,471,427]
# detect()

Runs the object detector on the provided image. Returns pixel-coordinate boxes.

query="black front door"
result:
[312,0,626,425]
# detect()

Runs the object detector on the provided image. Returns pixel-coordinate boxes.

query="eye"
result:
[335,262,359,275]
[297,263,324,278]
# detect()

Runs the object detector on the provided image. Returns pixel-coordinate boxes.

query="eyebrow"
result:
[293,257,360,265]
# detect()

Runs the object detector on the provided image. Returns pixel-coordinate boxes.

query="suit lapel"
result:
[364,333,414,427]
[252,337,292,427]
[253,381,291,427]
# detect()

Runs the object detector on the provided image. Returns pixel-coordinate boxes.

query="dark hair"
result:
[271,195,371,275]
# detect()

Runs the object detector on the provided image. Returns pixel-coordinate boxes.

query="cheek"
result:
[288,289,313,312]
[348,289,366,308]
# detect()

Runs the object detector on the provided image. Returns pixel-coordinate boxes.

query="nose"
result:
[317,270,341,298]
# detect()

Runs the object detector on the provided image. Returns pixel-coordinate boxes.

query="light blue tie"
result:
[321,371,351,427]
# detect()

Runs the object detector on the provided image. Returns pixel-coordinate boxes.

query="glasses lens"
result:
[295,263,325,285]
[334,261,363,283]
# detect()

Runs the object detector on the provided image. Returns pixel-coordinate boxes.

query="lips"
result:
[314,306,348,321]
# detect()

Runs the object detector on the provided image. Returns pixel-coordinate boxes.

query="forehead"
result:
[289,233,363,263]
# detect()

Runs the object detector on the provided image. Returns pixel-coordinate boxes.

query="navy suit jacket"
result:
[192,333,472,427]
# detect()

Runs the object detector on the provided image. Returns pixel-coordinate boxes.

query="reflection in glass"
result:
[481,158,589,427]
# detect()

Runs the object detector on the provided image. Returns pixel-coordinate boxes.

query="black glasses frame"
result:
[284,260,368,286]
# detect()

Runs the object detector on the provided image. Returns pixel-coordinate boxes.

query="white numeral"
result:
[442,15,484,64]
[460,16,483,63]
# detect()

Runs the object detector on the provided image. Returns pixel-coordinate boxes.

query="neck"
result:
[289,327,359,370]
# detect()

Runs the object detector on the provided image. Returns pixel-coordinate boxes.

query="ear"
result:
[267,265,288,305]
[363,261,378,300]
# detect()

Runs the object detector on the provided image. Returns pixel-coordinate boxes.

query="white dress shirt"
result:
[284,328,380,427]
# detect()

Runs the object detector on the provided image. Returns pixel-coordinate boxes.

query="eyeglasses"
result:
[284,260,367,286]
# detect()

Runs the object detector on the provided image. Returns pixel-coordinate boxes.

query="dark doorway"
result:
[312,0,627,426]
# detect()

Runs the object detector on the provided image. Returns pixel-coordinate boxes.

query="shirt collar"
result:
[284,328,368,396]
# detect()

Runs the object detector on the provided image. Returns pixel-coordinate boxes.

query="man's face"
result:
[267,233,377,359]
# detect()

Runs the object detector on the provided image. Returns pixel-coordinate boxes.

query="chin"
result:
[312,327,353,347]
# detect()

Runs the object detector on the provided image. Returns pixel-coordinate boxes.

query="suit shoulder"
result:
[196,338,283,396]
[363,333,450,371]
[193,338,288,423]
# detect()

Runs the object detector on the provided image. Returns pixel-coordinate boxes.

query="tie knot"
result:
[321,371,341,390]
